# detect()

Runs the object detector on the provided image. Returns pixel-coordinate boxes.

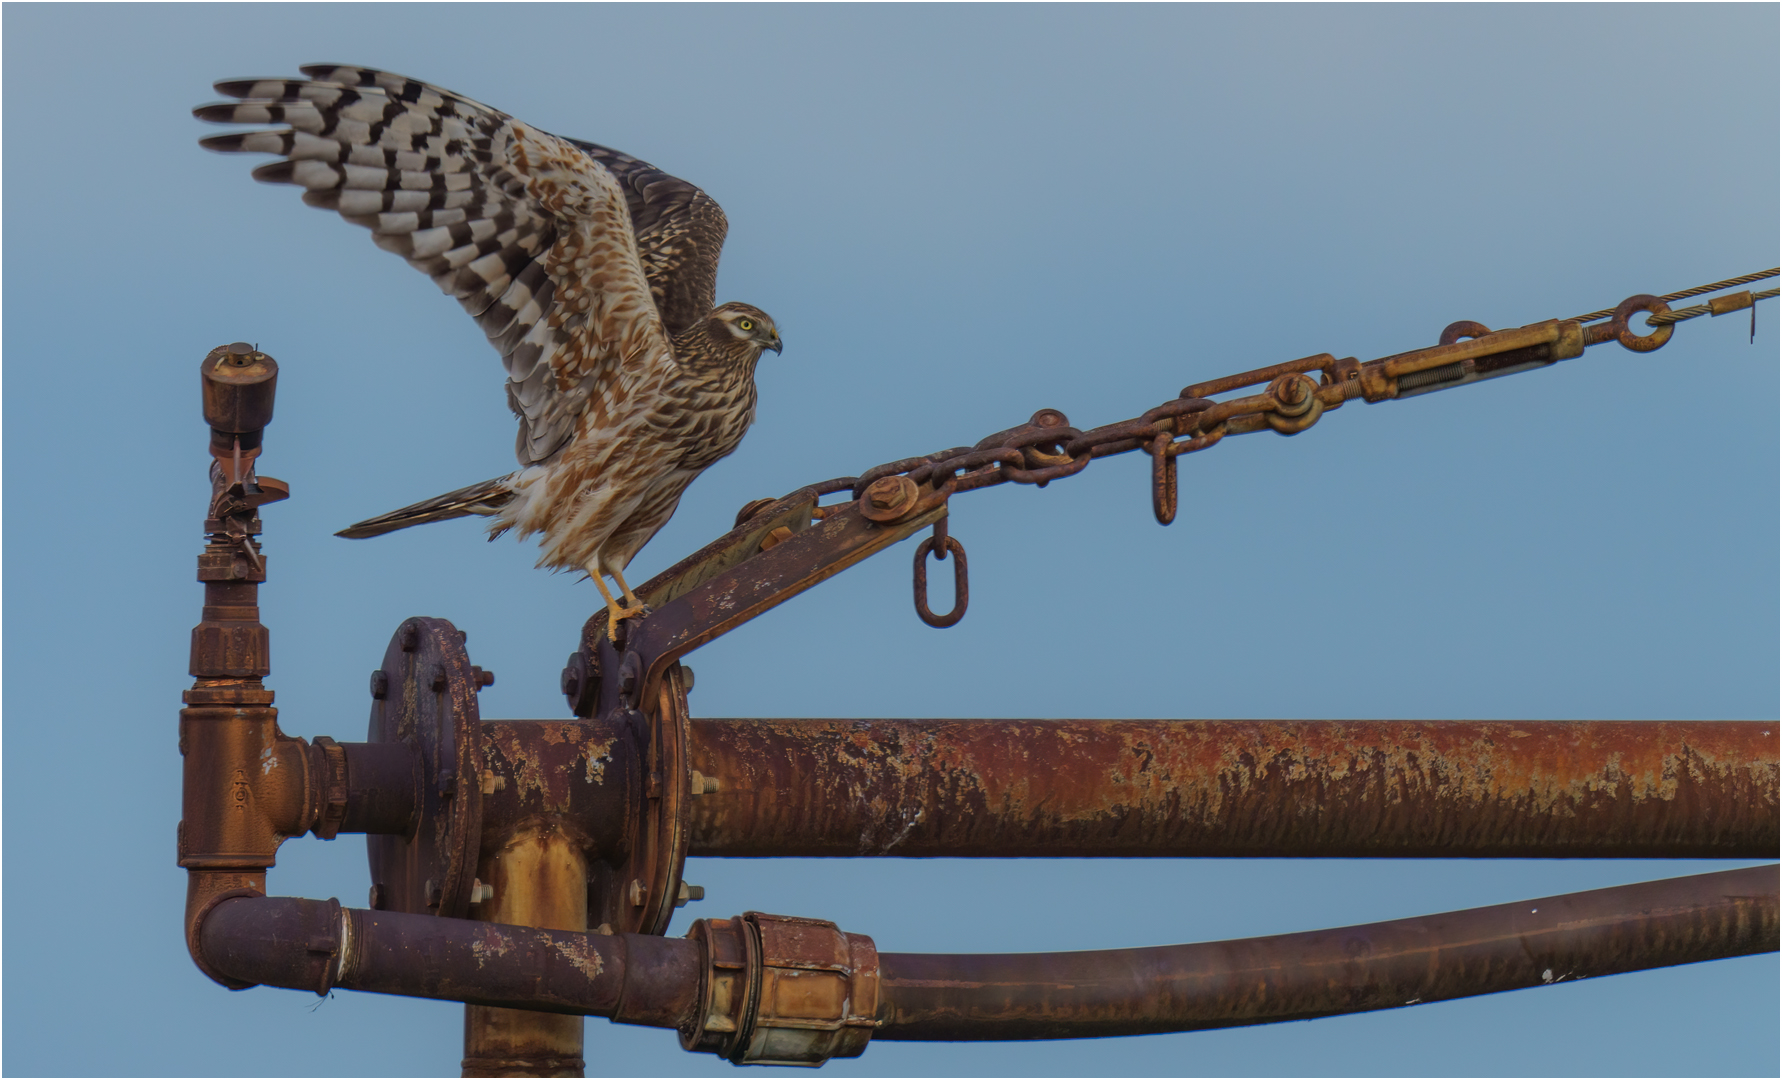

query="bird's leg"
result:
[588,566,647,642]
[608,566,648,612]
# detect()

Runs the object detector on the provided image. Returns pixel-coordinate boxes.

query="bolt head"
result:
[368,883,386,910]
[370,670,388,700]
[866,476,911,510]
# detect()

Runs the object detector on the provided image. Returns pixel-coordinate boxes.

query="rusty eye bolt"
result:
[178,338,1779,1077]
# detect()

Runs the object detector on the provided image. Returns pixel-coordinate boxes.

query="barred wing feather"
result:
[195,65,681,466]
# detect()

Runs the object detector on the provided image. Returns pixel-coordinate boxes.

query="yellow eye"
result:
[739,319,754,331]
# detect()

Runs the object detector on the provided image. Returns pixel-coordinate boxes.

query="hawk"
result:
[196,65,783,636]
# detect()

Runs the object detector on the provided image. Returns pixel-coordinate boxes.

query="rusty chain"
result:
[741,271,1777,628]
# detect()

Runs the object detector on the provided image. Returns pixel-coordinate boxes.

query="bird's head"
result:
[709,302,783,356]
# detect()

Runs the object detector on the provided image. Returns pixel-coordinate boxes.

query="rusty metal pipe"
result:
[338,741,418,836]
[198,895,702,1028]
[688,720,1778,858]
[464,825,590,1078]
[874,866,1779,1041]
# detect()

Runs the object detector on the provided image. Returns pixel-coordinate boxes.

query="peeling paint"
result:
[687,719,1778,858]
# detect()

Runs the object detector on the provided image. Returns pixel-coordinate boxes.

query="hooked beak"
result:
[766,332,783,355]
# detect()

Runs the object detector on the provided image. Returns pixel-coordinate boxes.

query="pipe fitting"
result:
[681,912,879,1067]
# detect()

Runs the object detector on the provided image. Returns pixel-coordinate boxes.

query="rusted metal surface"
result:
[874,865,1779,1040]
[601,667,696,938]
[687,719,1779,858]
[616,281,1748,633]
[682,913,879,1066]
[636,485,826,610]
[193,871,1775,1053]
[1611,293,1676,352]
[335,740,419,837]
[364,618,486,920]
[478,720,632,862]
[180,343,301,988]
[607,500,947,710]
[177,308,1782,1069]
[198,895,704,1026]
[911,521,968,629]
[464,826,591,1078]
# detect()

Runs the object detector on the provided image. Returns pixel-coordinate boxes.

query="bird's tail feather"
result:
[336,476,514,540]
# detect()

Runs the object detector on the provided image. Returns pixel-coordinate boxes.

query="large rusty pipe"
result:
[874,865,1779,1040]
[198,895,702,1027]
[688,720,1778,857]
[464,826,590,1078]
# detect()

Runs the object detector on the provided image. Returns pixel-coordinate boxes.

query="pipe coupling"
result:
[680,912,879,1067]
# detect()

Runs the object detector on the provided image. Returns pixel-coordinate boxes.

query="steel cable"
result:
[1571,268,1778,323]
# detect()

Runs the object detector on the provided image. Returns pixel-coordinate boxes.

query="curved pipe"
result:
[874,865,1779,1040]
[199,870,1776,1053]
[199,896,701,1029]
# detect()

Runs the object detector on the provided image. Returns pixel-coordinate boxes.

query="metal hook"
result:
[913,522,968,628]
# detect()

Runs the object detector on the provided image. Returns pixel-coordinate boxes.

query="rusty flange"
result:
[365,617,485,919]
[591,658,693,937]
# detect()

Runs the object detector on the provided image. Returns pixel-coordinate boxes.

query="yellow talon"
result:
[591,568,648,641]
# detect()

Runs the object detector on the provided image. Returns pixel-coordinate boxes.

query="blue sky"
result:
[3,4,1776,1076]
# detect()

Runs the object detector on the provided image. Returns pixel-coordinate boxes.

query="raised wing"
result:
[567,139,728,337]
[195,65,675,466]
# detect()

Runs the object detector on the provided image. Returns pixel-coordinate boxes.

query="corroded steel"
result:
[194,869,1775,1052]
[643,278,1773,633]
[364,618,486,920]
[874,865,1779,1040]
[478,720,631,861]
[464,827,591,1078]
[199,895,704,1025]
[603,499,947,709]
[681,913,879,1066]
[181,343,299,990]
[911,522,968,628]
[178,309,1782,1072]
[687,719,1779,858]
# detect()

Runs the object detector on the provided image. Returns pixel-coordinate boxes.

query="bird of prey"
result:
[196,65,783,637]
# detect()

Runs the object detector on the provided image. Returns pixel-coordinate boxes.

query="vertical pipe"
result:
[462,824,590,1078]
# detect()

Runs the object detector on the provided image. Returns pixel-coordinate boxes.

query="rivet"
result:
[369,670,388,700]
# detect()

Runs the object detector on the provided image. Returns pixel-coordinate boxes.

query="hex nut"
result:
[859,475,921,522]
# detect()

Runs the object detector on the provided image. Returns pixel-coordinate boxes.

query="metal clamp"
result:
[681,911,879,1067]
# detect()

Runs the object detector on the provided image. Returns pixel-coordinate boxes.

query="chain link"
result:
[745,272,1775,627]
